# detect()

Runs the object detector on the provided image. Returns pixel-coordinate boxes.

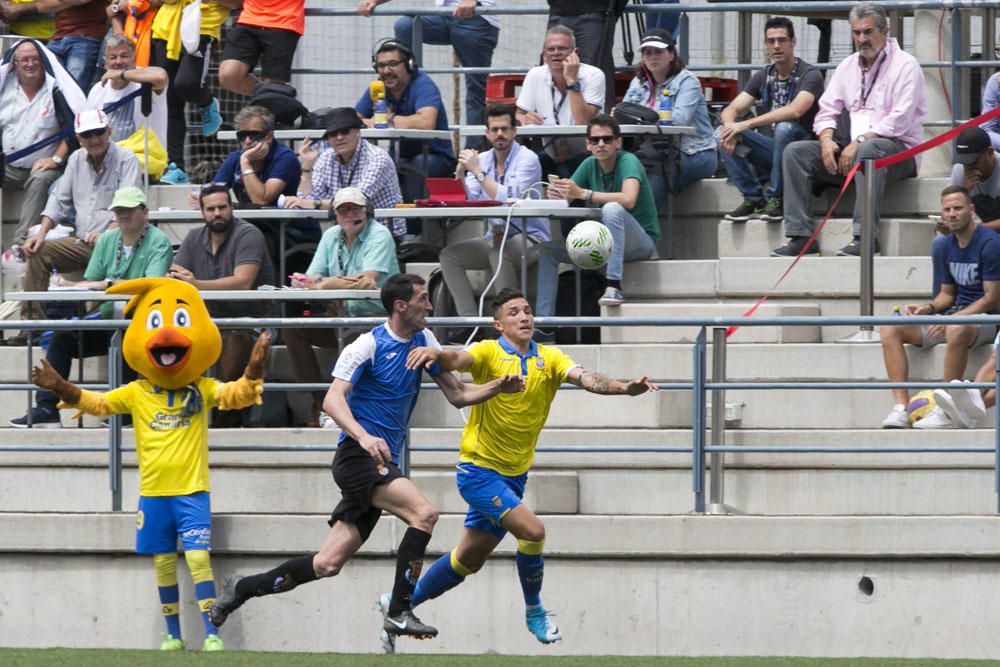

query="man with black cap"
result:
[285,107,406,240]
[928,125,1000,295]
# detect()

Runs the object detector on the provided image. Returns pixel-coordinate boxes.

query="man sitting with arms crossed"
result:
[169,183,275,427]
[440,103,550,344]
[286,187,399,429]
[541,113,659,310]
[879,185,1000,430]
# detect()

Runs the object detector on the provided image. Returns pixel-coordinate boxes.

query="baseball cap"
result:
[333,186,368,210]
[639,29,675,50]
[109,186,147,210]
[324,107,365,138]
[74,108,109,135]
[954,126,991,165]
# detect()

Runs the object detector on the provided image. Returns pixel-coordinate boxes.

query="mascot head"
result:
[108,278,222,390]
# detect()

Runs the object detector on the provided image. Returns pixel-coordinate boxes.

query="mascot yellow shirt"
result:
[104,377,221,496]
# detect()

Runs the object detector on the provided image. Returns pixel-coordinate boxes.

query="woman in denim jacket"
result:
[622,28,717,203]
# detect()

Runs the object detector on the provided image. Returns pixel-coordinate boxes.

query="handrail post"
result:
[994,332,999,514]
[692,328,706,513]
[838,158,879,343]
[707,326,728,514]
[109,328,123,512]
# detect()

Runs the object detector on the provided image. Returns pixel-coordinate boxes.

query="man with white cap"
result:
[286,187,399,427]
[9,108,142,342]
[10,186,173,427]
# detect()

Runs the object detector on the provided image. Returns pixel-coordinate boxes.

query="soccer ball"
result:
[907,390,937,424]
[565,220,614,270]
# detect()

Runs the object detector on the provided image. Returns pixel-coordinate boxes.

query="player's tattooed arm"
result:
[567,367,659,396]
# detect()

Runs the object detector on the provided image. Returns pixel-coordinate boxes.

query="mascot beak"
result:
[145,327,192,376]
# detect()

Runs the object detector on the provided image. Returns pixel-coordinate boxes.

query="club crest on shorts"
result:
[492,495,503,509]
[377,464,389,476]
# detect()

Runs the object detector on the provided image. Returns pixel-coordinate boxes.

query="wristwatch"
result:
[565,81,582,92]
[51,154,63,165]
[855,134,867,144]
[475,171,486,183]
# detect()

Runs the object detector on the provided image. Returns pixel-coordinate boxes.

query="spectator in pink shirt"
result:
[772,2,926,258]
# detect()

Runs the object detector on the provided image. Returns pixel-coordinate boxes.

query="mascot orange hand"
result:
[108,277,222,390]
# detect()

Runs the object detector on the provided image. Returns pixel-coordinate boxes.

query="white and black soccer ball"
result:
[565,219,613,270]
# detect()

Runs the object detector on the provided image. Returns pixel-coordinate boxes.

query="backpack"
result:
[248,81,309,128]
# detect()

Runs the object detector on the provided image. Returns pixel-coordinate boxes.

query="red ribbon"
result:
[727,107,1000,338]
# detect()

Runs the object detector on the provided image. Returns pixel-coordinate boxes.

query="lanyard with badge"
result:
[851,50,886,137]
[548,83,573,162]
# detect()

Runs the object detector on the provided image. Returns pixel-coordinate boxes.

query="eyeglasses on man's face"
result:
[586,135,616,145]
[236,129,267,143]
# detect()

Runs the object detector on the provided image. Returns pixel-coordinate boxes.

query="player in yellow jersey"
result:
[393,286,657,649]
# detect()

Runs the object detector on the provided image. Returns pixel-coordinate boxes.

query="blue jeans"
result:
[395,15,498,131]
[643,0,680,39]
[646,147,718,210]
[535,203,656,317]
[719,121,807,201]
[47,35,102,89]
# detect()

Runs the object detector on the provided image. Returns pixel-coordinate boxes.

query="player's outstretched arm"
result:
[406,346,474,372]
[566,367,659,396]
[32,358,81,405]
[433,371,525,408]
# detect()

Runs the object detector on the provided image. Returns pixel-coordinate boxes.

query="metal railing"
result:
[300,1,998,128]
[2,313,999,514]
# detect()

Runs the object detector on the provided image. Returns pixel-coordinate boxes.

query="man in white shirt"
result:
[515,25,605,177]
[0,40,79,246]
[86,34,168,157]
[439,104,550,342]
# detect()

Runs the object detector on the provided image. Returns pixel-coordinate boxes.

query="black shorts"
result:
[221,24,300,82]
[328,437,403,543]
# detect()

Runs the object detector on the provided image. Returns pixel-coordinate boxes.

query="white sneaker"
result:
[318,411,337,429]
[598,286,624,307]
[881,404,910,429]
[913,406,955,430]
[934,381,987,429]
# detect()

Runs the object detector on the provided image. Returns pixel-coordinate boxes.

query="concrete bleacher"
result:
[6,174,1000,658]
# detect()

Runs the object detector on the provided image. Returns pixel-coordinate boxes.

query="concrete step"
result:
[717,217,936,258]
[601,300,822,343]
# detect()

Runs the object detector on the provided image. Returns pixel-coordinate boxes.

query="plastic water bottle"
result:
[49,267,61,288]
[658,89,673,126]
[892,305,902,317]
[373,98,389,129]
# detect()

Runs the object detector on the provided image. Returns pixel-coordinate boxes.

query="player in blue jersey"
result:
[208,273,523,645]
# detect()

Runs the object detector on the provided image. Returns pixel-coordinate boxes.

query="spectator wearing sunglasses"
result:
[540,114,658,312]
[209,105,318,273]
[8,109,142,343]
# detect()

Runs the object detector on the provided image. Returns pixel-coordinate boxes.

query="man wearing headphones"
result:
[355,38,456,241]
[287,187,400,428]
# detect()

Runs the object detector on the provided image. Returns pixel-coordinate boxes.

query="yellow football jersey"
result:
[459,338,578,477]
[104,377,221,496]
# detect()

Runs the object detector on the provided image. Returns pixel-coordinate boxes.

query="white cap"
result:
[74,109,108,134]
[333,186,368,210]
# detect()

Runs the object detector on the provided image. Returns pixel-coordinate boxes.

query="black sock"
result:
[237,554,318,600]
[607,279,621,289]
[388,528,432,616]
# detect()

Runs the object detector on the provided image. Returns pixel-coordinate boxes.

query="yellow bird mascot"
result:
[31,277,272,652]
